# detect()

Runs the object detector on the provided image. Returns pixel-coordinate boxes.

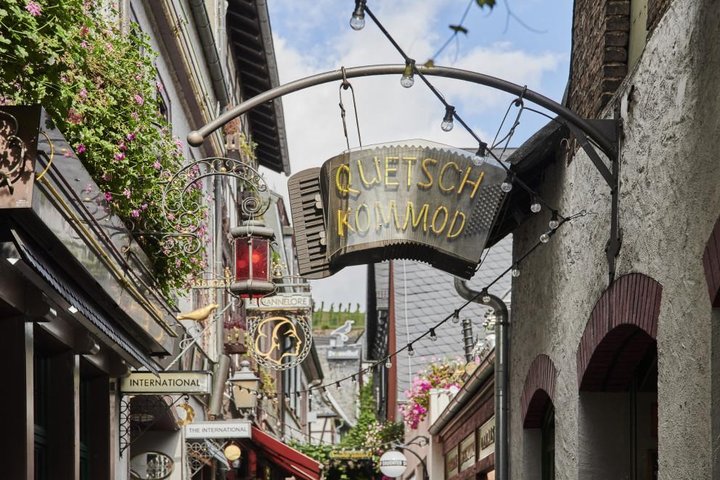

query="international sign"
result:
[120,372,212,394]
[289,140,507,279]
[185,420,252,439]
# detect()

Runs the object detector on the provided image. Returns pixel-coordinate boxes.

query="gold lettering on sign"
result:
[385,156,399,187]
[438,161,460,192]
[357,157,382,187]
[418,158,437,189]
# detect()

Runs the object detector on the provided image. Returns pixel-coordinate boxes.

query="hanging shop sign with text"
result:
[289,140,507,279]
[185,420,252,439]
[120,372,212,395]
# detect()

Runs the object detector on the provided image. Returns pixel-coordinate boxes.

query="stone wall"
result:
[509,0,720,478]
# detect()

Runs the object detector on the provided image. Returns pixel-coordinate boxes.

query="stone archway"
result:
[521,354,557,428]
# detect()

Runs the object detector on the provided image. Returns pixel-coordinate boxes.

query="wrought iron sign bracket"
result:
[119,394,190,457]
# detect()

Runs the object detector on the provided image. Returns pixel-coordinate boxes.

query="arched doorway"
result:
[521,354,557,480]
[577,273,661,480]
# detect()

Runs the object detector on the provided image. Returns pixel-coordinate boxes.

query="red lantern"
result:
[230,220,275,297]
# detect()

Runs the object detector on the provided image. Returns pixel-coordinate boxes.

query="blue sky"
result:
[264,0,573,307]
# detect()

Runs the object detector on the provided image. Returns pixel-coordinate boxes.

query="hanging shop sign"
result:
[379,450,408,478]
[185,420,252,439]
[329,449,373,460]
[245,294,312,311]
[459,432,476,472]
[248,312,313,370]
[288,140,507,280]
[120,372,212,395]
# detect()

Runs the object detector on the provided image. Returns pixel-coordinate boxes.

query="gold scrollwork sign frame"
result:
[248,313,313,371]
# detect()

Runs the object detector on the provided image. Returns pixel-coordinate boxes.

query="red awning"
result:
[251,426,322,480]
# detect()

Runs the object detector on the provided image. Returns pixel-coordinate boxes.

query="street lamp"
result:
[230,220,275,297]
[229,360,259,416]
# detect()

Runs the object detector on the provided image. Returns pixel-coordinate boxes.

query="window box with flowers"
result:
[0,0,209,299]
[401,359,466,429]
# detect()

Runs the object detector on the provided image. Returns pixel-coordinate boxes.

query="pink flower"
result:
[67,108,83,125]
[104,192,113,202]
[126,132,136,141]
[118,142,127,151]
[79,26,89,37]
[25,1,42,16]
[133,94,144,105]
[80,40,89,49]
[114,152,125,161]
[79,88,88,99]
[141,203,148,210]
[131,112,139,121]
[131,209,140,218]
[101,172,112,181]
[123,188,131,198]
[153,161,162,170]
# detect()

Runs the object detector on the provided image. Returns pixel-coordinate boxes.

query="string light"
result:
[441,105,455,132]
[481,288,491,303]
[349,0,366,30]
[351,375,357,384]
[511,264,521,277]
[540,231,551,243]
[429,328,437,341]
[451,310,460,324]
[531,197,542,213]
[407,344,415,356]
[549,211,560,230]
[500,173,514,193]
[400,59,415,88]
[385,357,392,369]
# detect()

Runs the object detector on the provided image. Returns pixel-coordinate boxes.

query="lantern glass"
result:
[235,236,270,282]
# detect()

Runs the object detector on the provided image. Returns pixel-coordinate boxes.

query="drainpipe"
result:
[188,0,230,108]
[454,278,509,480]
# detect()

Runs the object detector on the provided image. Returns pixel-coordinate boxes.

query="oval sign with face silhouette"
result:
[248,314,312,370]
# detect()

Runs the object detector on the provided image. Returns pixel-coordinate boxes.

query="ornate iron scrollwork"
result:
[0,110,30,194]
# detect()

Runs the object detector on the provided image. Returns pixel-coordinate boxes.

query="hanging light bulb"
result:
[400,59,415,88]
[349,0,366,30]
[441,105,455,132]
[512,264,521,277]
[351,375,357,384]
[407,344,415,357]
[549,211,560,230]
[385,358,392,369]
[451,310,460,324]
[540,232,551,243]
[429,328,437,342]
[481,289,491,303]
[336,382,342,390]
[500,173,513,193]
[530,197,542,213]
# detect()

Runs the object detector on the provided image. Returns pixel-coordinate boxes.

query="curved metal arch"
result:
[187,63,618,163]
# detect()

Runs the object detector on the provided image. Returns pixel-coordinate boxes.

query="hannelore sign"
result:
[120,372,212,394]
[289,140,506,279]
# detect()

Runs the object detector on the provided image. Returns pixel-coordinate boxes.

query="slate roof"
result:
[391,234,513,401]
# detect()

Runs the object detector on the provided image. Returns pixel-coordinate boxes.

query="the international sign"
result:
[185,420,252,439]
[289,140,507,279]
[120,372,212,394]
[248,313,312,371]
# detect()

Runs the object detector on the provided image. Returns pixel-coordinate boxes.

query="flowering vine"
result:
[0,0,209,298]
[400,359,466,429]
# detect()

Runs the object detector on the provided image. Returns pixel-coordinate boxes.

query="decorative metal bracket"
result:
[186,64,624,284]
[119,394,190,457]
[0,110,30,194]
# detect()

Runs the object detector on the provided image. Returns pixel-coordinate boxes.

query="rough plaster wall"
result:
[509,0,720,478]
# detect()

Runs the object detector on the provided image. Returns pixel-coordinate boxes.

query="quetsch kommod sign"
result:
[289,140,507,279]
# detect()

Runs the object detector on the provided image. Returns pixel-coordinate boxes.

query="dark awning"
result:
[227,0,290,175]
[251,426,322,480]
[4,228,159,374]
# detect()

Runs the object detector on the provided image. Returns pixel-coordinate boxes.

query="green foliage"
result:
[0,0,207,297]
[313,308,365,331]
[340,382,377,448]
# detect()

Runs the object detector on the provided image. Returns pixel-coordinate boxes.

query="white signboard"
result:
[185,421,252,439]
[120,372,212,394]
[479,415,496,461]
[379,450,408,478]
[245,295,312,310]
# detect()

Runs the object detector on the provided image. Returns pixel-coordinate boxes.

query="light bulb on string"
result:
[385,358,392,369]
[512,264,521,277]
[349,0,366,30]
[540,232,551,243]
[481,289,491,303]
[441,105,455,132]
[351,375,357,384]
[530,197,542,213]
[500,173,514,193]
[451,310,460,324]
[407,344,415,357]
[429,328,437,341]
[400,59,415,88]
[549,211,560,230]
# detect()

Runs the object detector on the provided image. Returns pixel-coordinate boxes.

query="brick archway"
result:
[577,273,662,390]
[703,215,720,307]
[521,354,557,428]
